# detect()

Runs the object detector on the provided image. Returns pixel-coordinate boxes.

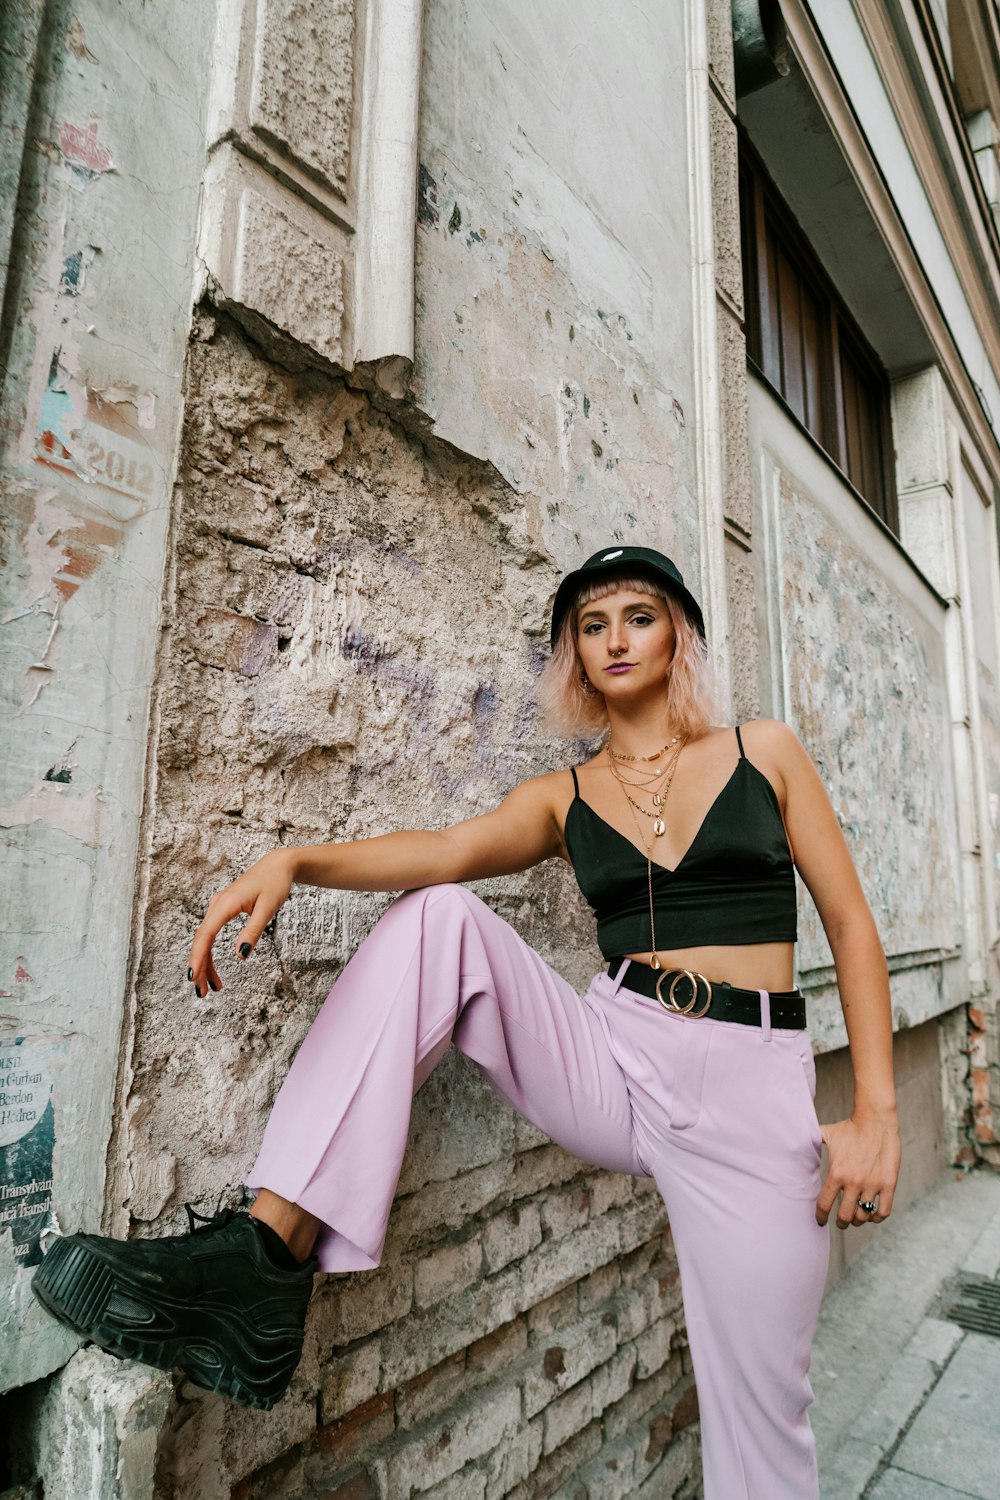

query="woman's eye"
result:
[583,622,604,634]
[630,614,654,625]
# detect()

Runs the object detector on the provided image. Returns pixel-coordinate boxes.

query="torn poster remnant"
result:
[35,357,157,507]
[0,1038,59,1269]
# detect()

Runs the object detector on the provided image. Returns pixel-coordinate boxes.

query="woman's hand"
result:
[816,1110,901,1228]
[186,849,296,997]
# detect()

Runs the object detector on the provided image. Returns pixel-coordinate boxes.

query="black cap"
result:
[549,545,705,648]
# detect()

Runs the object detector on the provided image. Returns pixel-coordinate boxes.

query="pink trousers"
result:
[249,883,830,1500]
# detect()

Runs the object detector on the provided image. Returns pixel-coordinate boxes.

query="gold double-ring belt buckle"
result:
[654,968,713,1018]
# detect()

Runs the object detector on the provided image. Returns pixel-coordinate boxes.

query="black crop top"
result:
[563,726,797,961]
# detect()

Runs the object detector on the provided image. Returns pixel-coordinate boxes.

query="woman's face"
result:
[574,588,676,701]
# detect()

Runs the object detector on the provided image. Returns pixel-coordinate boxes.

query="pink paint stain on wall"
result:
[0,782,104,848]
[58,121,113,175]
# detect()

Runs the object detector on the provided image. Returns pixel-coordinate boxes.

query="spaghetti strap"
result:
[735,725,746,758]
[569,765,580,797]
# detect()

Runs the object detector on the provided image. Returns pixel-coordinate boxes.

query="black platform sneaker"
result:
[31,1206,317,1410]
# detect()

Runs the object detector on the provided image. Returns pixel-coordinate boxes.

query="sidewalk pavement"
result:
[811,1165,1000,1500]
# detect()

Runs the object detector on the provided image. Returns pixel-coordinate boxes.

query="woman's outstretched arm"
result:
[753,718,901,1231]
[186,772,566,995]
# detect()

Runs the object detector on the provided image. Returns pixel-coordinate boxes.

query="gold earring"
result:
[579,667,596,696]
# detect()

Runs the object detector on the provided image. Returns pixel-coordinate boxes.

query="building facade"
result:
[1,0,998,1495]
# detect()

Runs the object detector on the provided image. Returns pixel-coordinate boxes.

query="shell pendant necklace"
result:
[608,736,685,838]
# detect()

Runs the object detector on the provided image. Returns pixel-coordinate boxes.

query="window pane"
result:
[801,283,823,442]
[839,341,887,520]
[762,225,782,385]
[840,351,862,487]
[778,246,805,422]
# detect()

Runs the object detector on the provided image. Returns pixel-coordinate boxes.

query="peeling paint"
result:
[0,0,221,1405]
[59,245,97,297]
[19,616,60,710]
[0,780,103,847]
[0,494,81,623]
[417,163,440,228]
[65,18,98,63]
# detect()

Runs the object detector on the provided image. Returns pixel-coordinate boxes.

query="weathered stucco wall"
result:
[891,366,1000,1165]
[748,375,963,1055]
[413,0,702,581]
[0,0,215,1393]
[103,312,700,1500]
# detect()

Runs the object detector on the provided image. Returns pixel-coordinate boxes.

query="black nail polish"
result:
[192,982,199,995]
[209,978,220,991]
[187,968,193,981]
[240,942,252,958]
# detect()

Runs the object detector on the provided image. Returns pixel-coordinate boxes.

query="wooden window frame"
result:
[739,131,899,534]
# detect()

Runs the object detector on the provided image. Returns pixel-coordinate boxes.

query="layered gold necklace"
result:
[606,731,689,972]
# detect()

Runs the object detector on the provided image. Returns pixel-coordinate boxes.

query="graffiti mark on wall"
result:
[0,1039,58,1269]
[57,121,114,179]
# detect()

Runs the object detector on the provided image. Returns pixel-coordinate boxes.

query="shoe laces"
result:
[183,1203,238,1236]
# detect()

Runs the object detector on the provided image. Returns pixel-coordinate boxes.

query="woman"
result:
[33,545,901,1499]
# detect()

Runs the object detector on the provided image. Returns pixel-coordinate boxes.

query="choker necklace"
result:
[608,732,682,765]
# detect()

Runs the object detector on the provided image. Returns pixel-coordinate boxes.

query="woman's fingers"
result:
[837,1181,868,1230]
[186,856,294,993]
[815,1171,839,1227]
[187,886,253,991]
[869,1181,895,1222]
[234,898,281,961]
[854,1179,895,1226]
[819,1178,879,1230]
[815,1119,899,1228]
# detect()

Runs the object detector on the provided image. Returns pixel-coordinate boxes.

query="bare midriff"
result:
[621,940,796,993]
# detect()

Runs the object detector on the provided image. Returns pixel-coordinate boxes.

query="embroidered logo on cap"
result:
[602,550,623,560]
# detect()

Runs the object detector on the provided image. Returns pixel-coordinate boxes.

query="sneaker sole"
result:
[32,1238,296,1411]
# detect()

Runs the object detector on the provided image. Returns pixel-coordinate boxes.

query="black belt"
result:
[607,959,806,1029]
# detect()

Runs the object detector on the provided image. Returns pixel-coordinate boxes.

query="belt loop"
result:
[758,988,772,1042]
[609,958,630,997]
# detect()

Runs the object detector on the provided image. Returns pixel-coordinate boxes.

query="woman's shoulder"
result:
[505,765,584,812]
[501,768,585,861]
[737,718,804,752]
[736,719,814,790]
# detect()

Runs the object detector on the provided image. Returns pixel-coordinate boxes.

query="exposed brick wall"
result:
[216,1172,698,1499]
[968,1002,1000,1167]
[124,311,702,1497]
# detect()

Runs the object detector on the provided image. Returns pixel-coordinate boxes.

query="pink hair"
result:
[537,573,720,740]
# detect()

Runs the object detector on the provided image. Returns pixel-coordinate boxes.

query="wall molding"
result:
[687,0,733,709]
